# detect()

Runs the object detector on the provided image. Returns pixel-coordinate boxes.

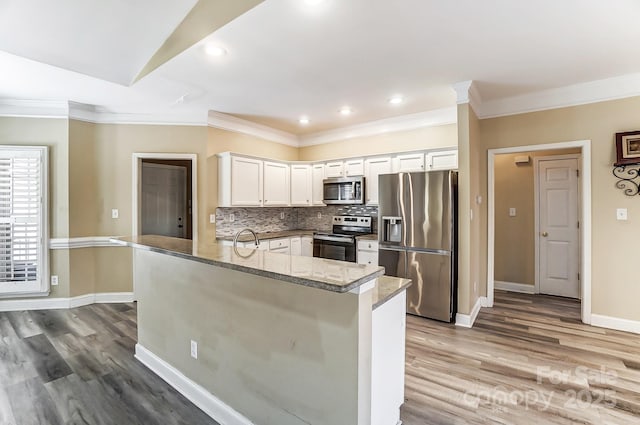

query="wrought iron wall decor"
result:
[613,163,640,196]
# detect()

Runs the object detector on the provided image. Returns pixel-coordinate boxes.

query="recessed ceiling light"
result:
[389,96,403,105]
[299,117,310,125]
[205,45,227,57]
[339,106,352,116]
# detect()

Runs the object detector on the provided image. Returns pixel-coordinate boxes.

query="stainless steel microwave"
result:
[322,176,365,204]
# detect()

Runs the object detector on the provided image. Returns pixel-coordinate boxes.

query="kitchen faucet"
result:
[233,228,260,249]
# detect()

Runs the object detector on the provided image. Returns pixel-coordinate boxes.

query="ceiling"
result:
[1,0,640,137]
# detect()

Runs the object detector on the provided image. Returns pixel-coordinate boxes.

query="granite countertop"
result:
[372,276,412,310]
[216,229,315,242]
[113,235,384,293]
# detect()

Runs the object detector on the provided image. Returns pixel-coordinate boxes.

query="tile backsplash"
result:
[216,205,379,238]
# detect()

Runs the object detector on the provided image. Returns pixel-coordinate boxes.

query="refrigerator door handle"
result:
[378,245,405,252]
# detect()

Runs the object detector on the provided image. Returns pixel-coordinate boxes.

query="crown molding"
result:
[68,102,207,126]
[452,80,482,116]
[0,99,68,119]
[477,72,640,119]
[298,107,457,147]
[207,111,299,147]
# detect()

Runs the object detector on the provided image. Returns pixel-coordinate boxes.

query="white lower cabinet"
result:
[301,236,313,257]
[269,237,291,254]
[357,239,379,266]
[290,237,302,256]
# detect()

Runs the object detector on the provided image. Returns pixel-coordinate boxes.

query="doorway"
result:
[132,153,198,244]
[141,159,192,239]
[487,140,592,324]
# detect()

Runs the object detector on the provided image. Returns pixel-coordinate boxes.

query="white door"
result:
[141,163,187,238]
[311,164,325,205]
[364,157,392,205]
[231,156,263,206]
[264,161,290,206]
[344,159,365,176]
[538,158,580,298]
[290,164,312,206]
[426,150,458,170]
[325,161,344,178]
[393,153,424,172]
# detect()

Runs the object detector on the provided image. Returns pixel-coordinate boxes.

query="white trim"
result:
[298,107,457,147]
[533,154,581,296]
[208,111,299,147]
[132,153,198,246]
[69,102,207,127]
[487,140,592,324]
[0,292,134,312]
[135,344,255,425]
[478,72,640,119]
[452,80,482,114]
[494,281,536,294]
[0,99,68,119]
[49,236,122,249]
[455,296,487,328]
[591,314,640,335]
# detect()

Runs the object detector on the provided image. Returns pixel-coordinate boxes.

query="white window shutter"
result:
[0,147,48,296]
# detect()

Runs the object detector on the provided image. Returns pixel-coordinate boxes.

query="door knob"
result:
[541,231,548,237]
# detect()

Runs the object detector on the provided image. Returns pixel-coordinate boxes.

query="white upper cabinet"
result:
[324,161,344,178]
[426,150,458,170]
[364,156,392,205]
[344,159,365,176]
[263,161,290,206]
[311,164,325,206]
[393,153,425,172]
[290,164,312,206]
[218,154,263,207]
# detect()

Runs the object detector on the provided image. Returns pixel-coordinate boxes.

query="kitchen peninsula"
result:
[115,235,411,425]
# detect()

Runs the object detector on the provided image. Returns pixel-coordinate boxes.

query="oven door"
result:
[313,235,356,262]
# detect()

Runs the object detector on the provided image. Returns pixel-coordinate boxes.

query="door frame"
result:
[132,153,198,245]
[487,140,592,324]
[533,154,581,296]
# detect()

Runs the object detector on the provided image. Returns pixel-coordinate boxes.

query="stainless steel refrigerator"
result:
[378,171,458,322]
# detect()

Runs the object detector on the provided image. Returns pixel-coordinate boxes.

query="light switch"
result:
[209,214,216,224]
[509,208,516,217]
[616,208,628,221]
[111,209,119,219]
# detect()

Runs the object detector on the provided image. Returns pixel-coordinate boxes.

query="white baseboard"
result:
[591,314,640,335]
[455,296,487,328]
[0,292,134,312]
[135,344,254,425]
[494,281,536,294]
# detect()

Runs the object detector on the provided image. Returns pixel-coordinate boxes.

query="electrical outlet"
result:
[317,212,322,219]
[509,207,517,217]
[190,340,198,359]
[229,213,235,222]
[280,212,285,219]
[111,209,119,219]
[51,275,59,286]
[209,214,216,224]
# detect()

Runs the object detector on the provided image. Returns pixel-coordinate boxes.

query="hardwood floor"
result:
[0,303,219,425]
[1,292,639,424]
[402,291,640,425]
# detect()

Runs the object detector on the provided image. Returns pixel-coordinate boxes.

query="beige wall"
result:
[480,96,640,321]
[494,149,580,286]
[298,124,457,161]
[1,117,71,298]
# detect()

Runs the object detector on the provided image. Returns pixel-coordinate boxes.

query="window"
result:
[0,146,48,297]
